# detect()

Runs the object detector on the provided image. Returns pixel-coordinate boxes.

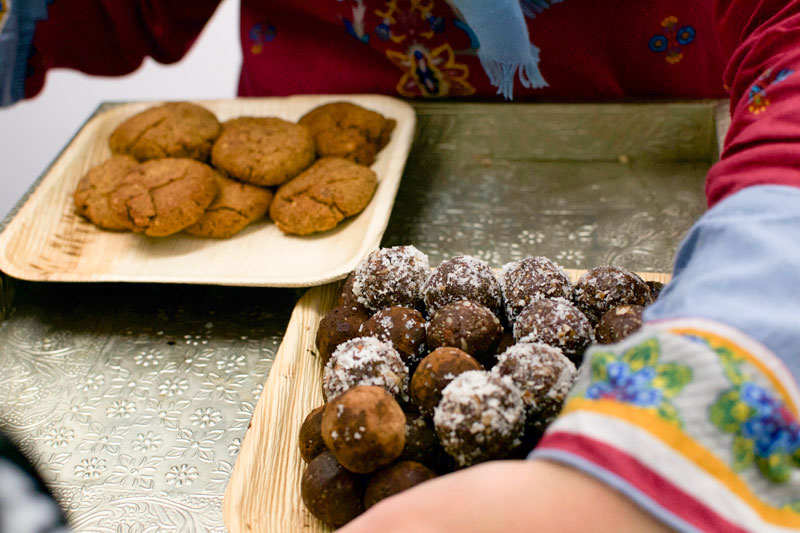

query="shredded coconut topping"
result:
[433,370,524,466]
[421,255,502,317]
[352,246,430,311]
[513,298,593,357]
[493,342,576,422]
[500,257,572,322]
[573,266,650,322]
[323,336,410,401]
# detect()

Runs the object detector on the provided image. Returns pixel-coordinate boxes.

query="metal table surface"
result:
[0,101,722,531]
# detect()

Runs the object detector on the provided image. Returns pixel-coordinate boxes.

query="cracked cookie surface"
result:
[269,157,377,236]
[210,117,315,187]
[298,102,396,166]
[109,102,221,162]
[109,158,219,237]
[185,174,273,238]
[73,155,140,230]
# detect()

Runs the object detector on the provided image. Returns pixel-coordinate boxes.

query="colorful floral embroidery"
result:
[747,67,796,114]
[649,16,695,64]
[585,339,693,426]
[374,0,443,44]
[248,23,276,55]
[685,329,800,482]
[386,43,474,97]
[336,0,474,98]
[683,335,749,385]
[710,383,800,483]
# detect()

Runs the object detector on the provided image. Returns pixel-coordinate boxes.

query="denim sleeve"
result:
[532,184,800,532]
[644,184,800,382]
[0,0,49,106]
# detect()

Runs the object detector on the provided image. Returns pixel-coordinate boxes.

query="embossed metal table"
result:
[0,101,725,531]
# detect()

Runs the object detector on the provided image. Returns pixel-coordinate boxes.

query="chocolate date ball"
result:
[360,307,427,370]
[499,256,572,322]
[399,411,452,473]
[572,266,650,324]
[495,328,516,357]
[321,386,406,473]
[433,370,525,467]
[513,298,593,365]
[646,280,664,303]
[352,246,430,312]
[323,337,409,402]
[364,461,436,509]
[409,347,483,416]
[337,271,371,313]
[299,405,327,463]
[316,305,370,365]
[493,342,577,431]
[427,300,503,367]
[421,255,503,319]
[595,304,644,344]
[301,451,363,527]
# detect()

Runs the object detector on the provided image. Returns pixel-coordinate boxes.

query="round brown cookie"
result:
[184,174,273,238]
[109,158,219,237]
[73,155,140,230]
[269,157,378,236]
[210,117,315,187]
[109,102,221,162]
[298,101,396,166]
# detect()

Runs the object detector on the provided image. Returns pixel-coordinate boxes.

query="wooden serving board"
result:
[223,269,671,533]
[0,95,416,287]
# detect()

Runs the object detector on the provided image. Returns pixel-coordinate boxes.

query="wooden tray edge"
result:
[223,269,672,532]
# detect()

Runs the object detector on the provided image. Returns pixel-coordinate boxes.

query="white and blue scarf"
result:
[450,0,562,99]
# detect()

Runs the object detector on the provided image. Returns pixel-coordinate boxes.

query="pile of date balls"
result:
[299,246,662,527]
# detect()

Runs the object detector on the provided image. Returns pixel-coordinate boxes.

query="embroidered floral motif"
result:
[336,0,474,98]
[685,329,800,483]
[747,68,796,114]
[585,339,693,426]
[711,383,800,483]
[374,0,443,44]
[386,43,475,97]
[649,16,695,64]
[248,23,276,55]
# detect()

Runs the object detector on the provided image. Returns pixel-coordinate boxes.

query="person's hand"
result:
[338,459,673,533]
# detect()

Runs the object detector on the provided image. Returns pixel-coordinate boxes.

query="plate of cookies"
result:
[0,95,415,286]
[223,245,670,532]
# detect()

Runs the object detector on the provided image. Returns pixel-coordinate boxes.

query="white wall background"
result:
[0,0,241,220]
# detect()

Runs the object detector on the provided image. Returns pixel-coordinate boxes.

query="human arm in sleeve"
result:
[0,0,222,106]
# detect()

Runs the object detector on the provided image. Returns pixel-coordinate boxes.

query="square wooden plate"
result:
[223,270,671,533]
[0,95,416,287]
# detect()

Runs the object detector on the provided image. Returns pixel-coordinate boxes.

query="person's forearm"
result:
[23,0,222,101]
[339,460,672,533]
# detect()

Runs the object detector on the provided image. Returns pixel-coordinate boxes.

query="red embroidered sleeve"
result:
[24,0,222,99]
[707,1,800,206]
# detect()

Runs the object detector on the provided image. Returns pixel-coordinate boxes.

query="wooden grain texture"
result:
[0,96,416,287]
[223,270,671,533]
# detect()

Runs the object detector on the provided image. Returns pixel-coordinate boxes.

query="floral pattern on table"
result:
[0,282,295,531]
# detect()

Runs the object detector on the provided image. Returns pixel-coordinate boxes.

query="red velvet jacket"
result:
[23,0,800,206]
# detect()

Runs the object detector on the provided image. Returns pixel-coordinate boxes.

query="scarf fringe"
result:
[480,43,548,100]
[521,0,564,19]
